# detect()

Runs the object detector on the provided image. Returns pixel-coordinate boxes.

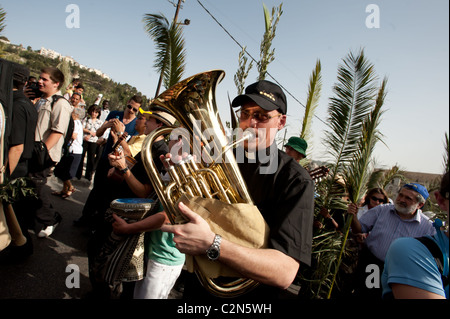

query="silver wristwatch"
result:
[206,234,222,261]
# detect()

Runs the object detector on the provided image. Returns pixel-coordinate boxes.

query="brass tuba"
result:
[142,70,265,297]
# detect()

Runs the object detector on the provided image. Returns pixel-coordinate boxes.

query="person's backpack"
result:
[416,236,449,290]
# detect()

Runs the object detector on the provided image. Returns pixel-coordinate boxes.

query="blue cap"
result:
[403,183,429,200]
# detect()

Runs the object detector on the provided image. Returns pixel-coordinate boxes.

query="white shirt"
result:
[83,118,104,143]
[357,205,370,220]
[69,119,83,154]
[99,109,110,122]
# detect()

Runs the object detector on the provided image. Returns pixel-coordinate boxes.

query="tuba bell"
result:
[142,70,267,297]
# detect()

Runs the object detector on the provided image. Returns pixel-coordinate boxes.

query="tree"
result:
[143,13,187,98]
[57,59,72,95]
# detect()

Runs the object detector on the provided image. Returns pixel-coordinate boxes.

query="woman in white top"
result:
[53,107,85,198]
[77,105,104,181]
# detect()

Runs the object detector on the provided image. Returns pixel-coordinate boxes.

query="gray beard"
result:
[394,202,417,216]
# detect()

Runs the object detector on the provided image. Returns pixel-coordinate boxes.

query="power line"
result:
[196,0,328,126]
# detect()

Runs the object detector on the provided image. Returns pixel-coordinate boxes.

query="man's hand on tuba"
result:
[161,202,215,257]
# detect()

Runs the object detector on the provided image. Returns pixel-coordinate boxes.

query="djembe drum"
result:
[93,198,158,298]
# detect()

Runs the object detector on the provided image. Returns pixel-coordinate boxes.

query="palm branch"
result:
[163,22,186,89]
[0,7,6,35]
[300,60,322,148]
[143,13,186,97]
[299,49,387,299]
[322,49,379,207]
[345,77,387,203]
[327,77,388,298]
[258,4,282,81]
[234,46,253,96]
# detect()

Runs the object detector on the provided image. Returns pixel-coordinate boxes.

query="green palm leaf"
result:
[345,77,387,203]
[143,13,186,97]
[0,7,6,35]
[328,77,388,298]
[301,49,388,299]
[300,60,322,146]
[143,14,170,75]
[323,49,379,206]
[258,4,282,81]
[164,22,186,88]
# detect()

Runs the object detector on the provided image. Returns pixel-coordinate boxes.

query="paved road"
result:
[0,175,93,299]
[0,173,184,300]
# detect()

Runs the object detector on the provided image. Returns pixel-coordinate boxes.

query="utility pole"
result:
[154,0,184,98]
[173,0,183,23]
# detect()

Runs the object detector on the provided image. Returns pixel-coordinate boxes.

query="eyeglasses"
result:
[127,104,139,112]
[235,109,282,123]
[371,196,385,203]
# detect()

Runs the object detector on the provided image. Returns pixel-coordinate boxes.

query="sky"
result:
[1,0,449,175]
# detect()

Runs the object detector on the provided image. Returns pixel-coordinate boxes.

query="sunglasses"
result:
[235,109,282,123]
[371,196,385,203]
[127,104,139,112]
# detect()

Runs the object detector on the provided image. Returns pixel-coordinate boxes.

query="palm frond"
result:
[143,13,186,95]
[300,60,322,146]
[164,22,186,89]
[0,7,6,35]
[258,3,282,81]
[234,46,253,96]
[328,77,388,298]
[143,13,171,74]
[322,49,379,206]
[345,77,387,203]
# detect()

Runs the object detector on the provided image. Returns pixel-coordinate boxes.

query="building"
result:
[39,47,62,60]
[39,46,111,80]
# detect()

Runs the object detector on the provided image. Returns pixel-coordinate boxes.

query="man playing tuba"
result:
[162,80,315,299]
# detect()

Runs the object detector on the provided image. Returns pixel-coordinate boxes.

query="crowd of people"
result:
[0,62,448,300]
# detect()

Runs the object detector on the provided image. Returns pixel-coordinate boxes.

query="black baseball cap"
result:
[232,80,287,114]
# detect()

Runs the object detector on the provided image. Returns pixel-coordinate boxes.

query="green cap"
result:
[285,137,308,157]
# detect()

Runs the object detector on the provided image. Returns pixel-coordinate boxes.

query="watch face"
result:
[207,248,219,260]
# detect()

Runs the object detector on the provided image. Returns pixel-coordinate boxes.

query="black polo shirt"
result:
[238,145,314,267]
[183,144,315,300]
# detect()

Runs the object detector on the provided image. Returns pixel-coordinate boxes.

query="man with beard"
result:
[348,183,436,298]
[382,172,449,299]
